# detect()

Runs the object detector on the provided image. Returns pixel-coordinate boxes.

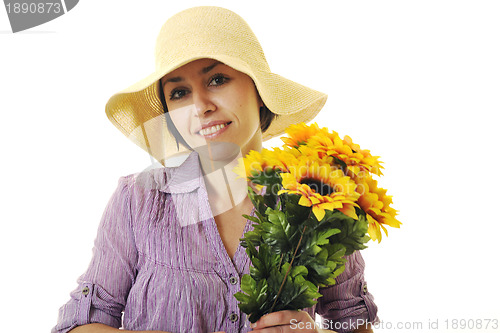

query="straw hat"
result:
[105,6,327,165]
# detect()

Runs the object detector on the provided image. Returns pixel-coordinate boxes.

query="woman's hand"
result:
[249,310,334,332]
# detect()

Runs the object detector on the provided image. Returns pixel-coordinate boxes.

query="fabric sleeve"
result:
[52,176,138,333]
[315,251,379,333]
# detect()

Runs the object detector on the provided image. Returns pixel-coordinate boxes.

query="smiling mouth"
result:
[197,122,232,136]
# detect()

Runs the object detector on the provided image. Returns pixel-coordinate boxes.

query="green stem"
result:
[269,224,307,313]
[277,253,284,271]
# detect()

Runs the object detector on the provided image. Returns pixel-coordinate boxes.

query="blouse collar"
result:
[135,150,203,194]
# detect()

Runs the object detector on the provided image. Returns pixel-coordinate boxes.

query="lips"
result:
[196,122,232,139]
[195,121,232,135]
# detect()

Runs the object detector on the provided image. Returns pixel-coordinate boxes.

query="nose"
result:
[192,88,216,117]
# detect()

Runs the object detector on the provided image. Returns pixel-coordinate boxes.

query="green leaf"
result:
[282,193,311,226]
[256,280,268,304]
[316,248,328,263]
[261,209,295,254]
[249,168,283,211]
[324,208,370,255]
[240,274,256,292]
[310,262,331,276]
[242,214,260,224]
[233,292,251,303]
[290,265,308,278]
[239,230,262,249]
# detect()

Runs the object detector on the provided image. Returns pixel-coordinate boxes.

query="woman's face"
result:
[161,58,263,160]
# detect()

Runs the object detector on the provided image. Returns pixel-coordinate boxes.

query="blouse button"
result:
[82,286,90,296]
[229,313,239,322]
[229,276,238,285]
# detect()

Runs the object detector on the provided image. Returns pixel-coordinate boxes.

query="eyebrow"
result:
[161,61,221,87]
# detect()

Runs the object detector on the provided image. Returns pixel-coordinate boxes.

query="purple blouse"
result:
[52,151,378,333]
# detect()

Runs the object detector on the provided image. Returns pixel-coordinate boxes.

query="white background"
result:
[1,1,499,332]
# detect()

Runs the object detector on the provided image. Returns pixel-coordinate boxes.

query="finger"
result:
[251,310,303,329]
[251,327,285,333]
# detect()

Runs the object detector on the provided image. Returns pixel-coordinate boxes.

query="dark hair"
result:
[158,81,190,150]
[158,81,278,151]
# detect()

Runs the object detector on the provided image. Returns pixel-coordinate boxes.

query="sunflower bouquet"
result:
[233,123,401,323]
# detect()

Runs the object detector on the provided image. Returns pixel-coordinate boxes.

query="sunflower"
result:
[306,131,384,177]
[233,148,298,180]
[281,122,331,148]
[277,157,360,221]
[292,144,338,168]
[343,135,384,176]
[233,150,266,180]
[355,174,401,242]
[262,147,299,173]
[235,122,400,242]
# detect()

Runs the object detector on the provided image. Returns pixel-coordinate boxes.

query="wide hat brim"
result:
[105,7,327,165]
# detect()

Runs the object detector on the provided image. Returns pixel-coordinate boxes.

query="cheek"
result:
[168,106,193,134]
[234,90,261,122]
[246,97,262,128]
[169,113,183,130]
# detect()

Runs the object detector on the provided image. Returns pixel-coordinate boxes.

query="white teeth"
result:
[199,123,228,136]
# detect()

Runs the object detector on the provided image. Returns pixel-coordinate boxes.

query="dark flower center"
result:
[301,178,335,196]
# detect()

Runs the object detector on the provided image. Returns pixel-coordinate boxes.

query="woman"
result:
[53,6,378,333]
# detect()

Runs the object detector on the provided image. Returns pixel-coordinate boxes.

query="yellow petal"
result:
[338,205,358,220]
[320,202,335,211]
[298,195,312,207]
[312,206,326,221]
[384,216,402,228]
[309,196,320,205]
[367,215,382,243]
[379,223,389,237]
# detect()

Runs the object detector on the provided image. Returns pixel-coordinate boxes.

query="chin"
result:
[193,141,241,162]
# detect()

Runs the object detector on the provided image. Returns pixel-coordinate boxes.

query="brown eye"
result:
[169,88,189,100]
[208,74,230,87]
